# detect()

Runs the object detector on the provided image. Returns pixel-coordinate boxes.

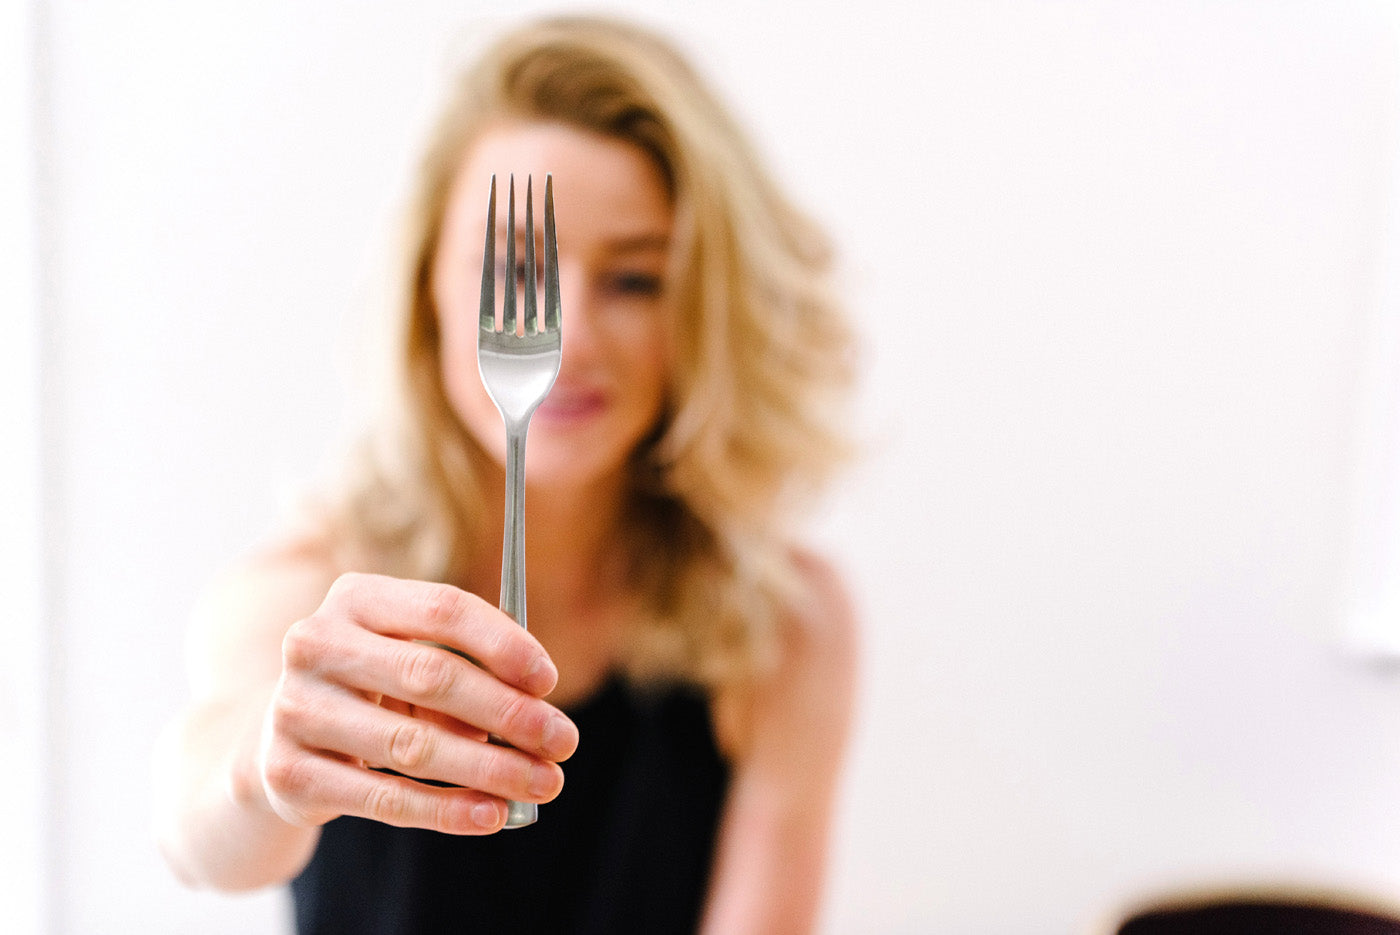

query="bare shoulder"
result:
[783,548,859,665]
[186,531,345,696]
[712,548,859,762]
[776,548,860,721]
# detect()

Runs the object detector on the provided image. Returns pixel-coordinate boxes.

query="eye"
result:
[607,272,664,297]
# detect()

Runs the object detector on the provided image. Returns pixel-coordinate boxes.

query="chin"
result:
[523,444,629,492]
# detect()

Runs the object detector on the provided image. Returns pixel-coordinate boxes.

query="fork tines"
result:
[479,173,560,337]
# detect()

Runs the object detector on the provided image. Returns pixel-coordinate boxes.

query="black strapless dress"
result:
[290,676,730,935]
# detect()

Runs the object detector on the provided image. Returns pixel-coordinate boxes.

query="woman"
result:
[154,14,857,934]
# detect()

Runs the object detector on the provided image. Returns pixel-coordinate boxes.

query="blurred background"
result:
[5,0,1400,931]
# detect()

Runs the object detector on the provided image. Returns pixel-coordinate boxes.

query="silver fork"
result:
[477,173,562,829]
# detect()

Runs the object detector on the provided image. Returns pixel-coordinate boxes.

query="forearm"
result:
[700,785,835,935]
[153,694,320,891]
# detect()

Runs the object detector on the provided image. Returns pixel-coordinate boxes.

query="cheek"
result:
[623,345,673,442]
[641,313,677,411]
[438,317,500,436]
[640,336,672,411]
[429,219,496,433]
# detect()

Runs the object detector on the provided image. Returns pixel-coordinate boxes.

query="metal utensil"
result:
[476,173,562,828]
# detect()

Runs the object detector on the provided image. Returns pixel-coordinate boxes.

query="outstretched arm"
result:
[152,543,577,891]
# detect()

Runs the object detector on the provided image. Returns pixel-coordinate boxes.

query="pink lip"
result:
[536,386,607,424]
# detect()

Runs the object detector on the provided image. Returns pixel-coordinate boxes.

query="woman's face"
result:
[432,121,675,494]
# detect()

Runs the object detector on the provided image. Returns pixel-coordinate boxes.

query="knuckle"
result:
[281,616,332,671]
[320,576,353,614]
[326,571,368,604]
[362,780,410,825]
[397,645,458,702]
[482,623,543,685]
[417,582,465,629]
[262,748,313,800]
[474,748,520,794]
[267,688,305,735]
[479,618,518,661]
[386,721,435,774]
[494,691,538,737]
[474,746,539,799]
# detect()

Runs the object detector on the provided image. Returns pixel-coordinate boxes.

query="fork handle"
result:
[497,426,538,828]
[499,427,527,628]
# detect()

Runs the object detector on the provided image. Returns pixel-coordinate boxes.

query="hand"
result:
[257,572,578,834]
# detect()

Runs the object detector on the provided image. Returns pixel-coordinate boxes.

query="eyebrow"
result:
[605,233,670,253]
[494,228,671,253]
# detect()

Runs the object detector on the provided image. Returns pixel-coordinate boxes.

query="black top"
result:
[290,676,731,935]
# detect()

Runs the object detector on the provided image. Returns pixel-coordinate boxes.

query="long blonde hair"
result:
[325,15,853,689]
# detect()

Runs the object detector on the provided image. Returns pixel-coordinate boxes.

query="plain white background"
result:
[8,0,1400,932]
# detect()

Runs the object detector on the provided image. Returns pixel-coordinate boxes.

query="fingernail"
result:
[524,655,558,695]
[541,713,575,758]
[473,801,502,828]
[527,763,558,799]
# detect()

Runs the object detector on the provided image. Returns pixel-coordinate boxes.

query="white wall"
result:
[2,0,50,932]
[18,0,1400,932]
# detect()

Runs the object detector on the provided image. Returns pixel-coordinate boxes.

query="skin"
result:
[153,122,858,933]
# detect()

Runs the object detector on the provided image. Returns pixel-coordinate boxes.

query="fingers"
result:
[378,696,490,744]
[261,738,513,835]
[273,682,565,803]
[260,571,580,838]
[284,610,578,762]
[320,573,557,697]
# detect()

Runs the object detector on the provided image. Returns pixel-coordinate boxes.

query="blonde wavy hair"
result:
[323,14,853,690]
